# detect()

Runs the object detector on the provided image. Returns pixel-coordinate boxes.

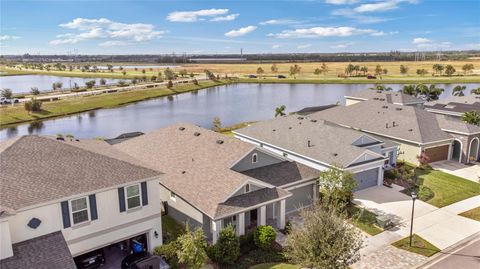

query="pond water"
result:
[0,75,129,94]
[1,83,478,141]
[96,65,180,70]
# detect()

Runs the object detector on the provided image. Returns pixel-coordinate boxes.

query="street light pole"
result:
[409,191,417,246]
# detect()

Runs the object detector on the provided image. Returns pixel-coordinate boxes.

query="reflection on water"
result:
[27,122,44,134]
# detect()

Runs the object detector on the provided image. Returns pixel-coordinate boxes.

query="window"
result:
[170,191,177,201]
[245,184,250,193]
[70,197,89,225]
[126,184,142,210]
[252,153,258,163]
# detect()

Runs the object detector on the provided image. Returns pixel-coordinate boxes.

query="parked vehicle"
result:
[367,75,377,79]
[0,97,19,104]
[74,249,106,269]
[248,74,257,78]
[121,252,170,269]
[277,75,286,78]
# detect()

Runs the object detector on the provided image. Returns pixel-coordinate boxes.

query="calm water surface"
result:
[1,83,478,141]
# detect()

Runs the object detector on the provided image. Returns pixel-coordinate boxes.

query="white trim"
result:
[221,179,274,203]
[441,128,480,136]
[69,196,90,226]
[169,191,177,202]
[451,139,463,163]
[125,183,142,210]
[467,137,480,162]
[423,142,452,150]
[280,177,318,189]
[283,180,316,191]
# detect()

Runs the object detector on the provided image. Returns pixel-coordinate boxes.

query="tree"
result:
[1,88,13,99]
[320,62,329,75]
[176,225,208,269]
[256,67,265,76]
[212,224,240,265]
[192,79,199,85]
[150,75,157,81]
[179,69,188,77]
[52,82,63,91]
[360,66,368,76]
[369,85,392,92]
[374,64,383,76]
[274,105,286,117]
[24,98,42,114]
[142,69,146,74]
[212,117,222,132]
[419,84,444,101]
[462,111,480,126]
[99,78,107,86]
[167,80,174,88]
[107,64,113,72]
[445,65,456,76]
[462,64,474,75]
[271,64,278,73]
[400,65,409,75]
[432,64,444,75]
[254,225,276,249]
[318,167,357,212]
[452,85,466,96]
[122,71,127,76]
[204,69,216,80]
[164,68,176,80]
[30,87,40,95]
[314,68,321,76]
[85,80,96,89]
[471,87,480,95]
[402,85,417,96]
[285,203,362,269]
[289,64,301,78]
[382,68,388,75]
[345,64,355,76]
[416,69,428,76]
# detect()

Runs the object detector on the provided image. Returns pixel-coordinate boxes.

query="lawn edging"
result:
[392,234,440,257]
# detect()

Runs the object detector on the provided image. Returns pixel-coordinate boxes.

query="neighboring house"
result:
[234,115,395,191]
[345,90,425,107]
[425,95,480,117]
[113,123,320,243]
[0,136,163,268]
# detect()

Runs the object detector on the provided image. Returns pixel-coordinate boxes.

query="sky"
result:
[0,0,479,55]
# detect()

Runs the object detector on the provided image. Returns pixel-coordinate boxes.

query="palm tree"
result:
[360,66,368,76]
[452,85,466,96]
[462,111,480,126]
[402,85,417,96]
[471,87,480,95]
[420,84,444,101]
[275,105,286,117]
[369,85,392,92]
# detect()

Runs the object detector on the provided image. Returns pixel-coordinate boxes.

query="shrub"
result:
[30,87,40,95]
[254,225,276,249]
[384,170,397,180]
[239,230,255,253]
[154,240,180,268]
[212,224,240,265]
[283,221,292,235]
[418,185,434,201]
[24,98,42,113]
[167,80,174,88]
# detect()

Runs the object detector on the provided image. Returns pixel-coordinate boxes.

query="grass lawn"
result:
[161,215,184,242]
[459,207,480,221]
[250,263,301,269]
[392,234,440,257]
[347,205,384,236]
[415,168,480,207]
[0,80,226,126]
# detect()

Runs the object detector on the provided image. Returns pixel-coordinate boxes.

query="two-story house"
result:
[0,136,164,268]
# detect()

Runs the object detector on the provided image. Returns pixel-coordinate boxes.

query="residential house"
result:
[234,115,395,191]
[345,90,425,107]
[0,136,163,268]
[113,123,320,243]
[425,95,480,117]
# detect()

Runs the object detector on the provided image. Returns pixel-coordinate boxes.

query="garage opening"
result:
[73,233,148,269]
[354,168,379,190]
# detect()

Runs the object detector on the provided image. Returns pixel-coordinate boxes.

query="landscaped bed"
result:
[392,234,440,257]
[347,205,384,236]
[459,206,480,221]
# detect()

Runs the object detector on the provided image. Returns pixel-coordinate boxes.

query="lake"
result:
[0,75,129,94]
[96,65,180,70]
[1,83,478,141]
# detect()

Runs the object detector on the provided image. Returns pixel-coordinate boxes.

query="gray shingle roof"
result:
[215,188,291,219]
[242,161,319,187]
[435,114,480,134]
[311,100,453,144]
[0,231,76,269]
[0,135,162,211]
[114,123,259,219]
[234,115,383,167]
[345,90,424,105]
[425,95,480,114]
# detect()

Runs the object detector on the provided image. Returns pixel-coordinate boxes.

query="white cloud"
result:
[330,42,355,49]
[225,26,257,37]
[297,44,312,49]
[268,26,386,38]
[0,35,21,41]
[260,19,298,25]
[210,13,239,22]
[412,37,432,44]
[166,9,238,22]
[49,18,165,45]
[325,0,358,4]
[272,44,281,49]
[354,1,399,13]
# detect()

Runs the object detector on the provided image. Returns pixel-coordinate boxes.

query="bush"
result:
[254,225,276,249]
[212,225,240,265]
[227,248,286,269]
[283,221,292,235]
[418,185,434,201]
[384,170,397,180]
[153,240,180,268]
[239,230,255,253]
[24,98,42,113]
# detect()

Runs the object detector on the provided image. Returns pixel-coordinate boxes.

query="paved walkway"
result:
[431,160,480,183]
[353,245,428,269]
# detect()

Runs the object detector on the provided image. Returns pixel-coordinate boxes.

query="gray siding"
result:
[231,149,283,172]
[167,205,203,231]
[231,183,263,197]
[354,168,379,190]
[285,184,314,213]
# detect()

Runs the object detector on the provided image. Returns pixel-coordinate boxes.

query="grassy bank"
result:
[0,80,227,127]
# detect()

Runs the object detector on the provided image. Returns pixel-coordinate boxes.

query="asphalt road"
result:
[420,234,480,269]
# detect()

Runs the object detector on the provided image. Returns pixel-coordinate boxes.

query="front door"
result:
[250,209,258,227]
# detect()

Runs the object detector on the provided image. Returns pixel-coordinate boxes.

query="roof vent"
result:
[298,122,302,125]
[382,105,388,109]
[181,171,186,174]
[392,121,397,127]
[193,132,201,136]
[272,129,276,132]
[373,97,379,100]
[27,218,41,229]
[308,140,313,147]
[310,119,317,123]
[333,153,338,157]
[386,123,389,128]
[288,127,292,129]
[396,107,402,111]
[297,116,304,120]
[179,127,185,131]
[408,129,413,132]
[216,140,224,144]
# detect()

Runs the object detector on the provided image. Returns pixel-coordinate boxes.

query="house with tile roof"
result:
[0,136,164,268]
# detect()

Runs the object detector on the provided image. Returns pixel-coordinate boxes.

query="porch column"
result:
[276,200,286,229]
[211,219,222,244]
[237,212,245,236]
[447,143,452,160]
[258,206,266,226]
[377,167,383,186]
[312,183,318,202]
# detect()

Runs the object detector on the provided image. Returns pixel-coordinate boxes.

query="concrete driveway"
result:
[431,160,480,183]
[354,185,480,250]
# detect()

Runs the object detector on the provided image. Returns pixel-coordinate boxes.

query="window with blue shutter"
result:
[118,187,126,212]
[141,181,148,206]
[89,194,98,220]
[61,201,71,228]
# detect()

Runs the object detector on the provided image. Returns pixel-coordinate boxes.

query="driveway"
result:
[354,185,480,250]
[431,160,480,183]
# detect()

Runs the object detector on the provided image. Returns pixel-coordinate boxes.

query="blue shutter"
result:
[141,182,148,206]
[89,194,98,220]
[61,201,71,228]
[118,187,126,212]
